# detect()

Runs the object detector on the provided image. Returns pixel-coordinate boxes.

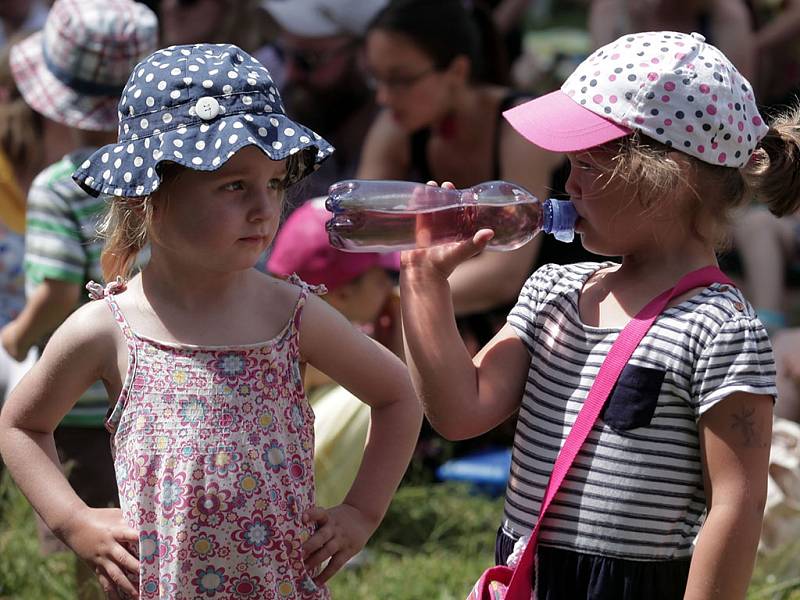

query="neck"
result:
[140,254,253,312]
[432,84,483,142]
[616,240,718,289]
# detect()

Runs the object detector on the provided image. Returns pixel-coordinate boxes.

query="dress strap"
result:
[86,278,135,341]
[286,274,326,334]
[85,278,138,435]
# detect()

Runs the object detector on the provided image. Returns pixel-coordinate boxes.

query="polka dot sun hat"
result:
[72,43,334,197]
[504,31,768,168]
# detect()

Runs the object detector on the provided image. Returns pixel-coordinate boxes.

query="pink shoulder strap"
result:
[504,266,734,599]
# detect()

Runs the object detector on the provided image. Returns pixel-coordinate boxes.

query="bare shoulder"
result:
[52,297,121,353]
[249,272,326,331]
[32,296,124,393]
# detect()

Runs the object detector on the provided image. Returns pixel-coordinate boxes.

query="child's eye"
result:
[222,180,245,191]
[267,178,286,191]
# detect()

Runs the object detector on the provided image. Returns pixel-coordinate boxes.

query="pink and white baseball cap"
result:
[504,31,768,168]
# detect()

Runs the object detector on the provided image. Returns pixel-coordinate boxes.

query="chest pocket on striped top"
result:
[601,363,666,431]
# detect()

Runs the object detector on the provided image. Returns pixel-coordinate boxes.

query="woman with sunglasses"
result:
[358,0,566,351]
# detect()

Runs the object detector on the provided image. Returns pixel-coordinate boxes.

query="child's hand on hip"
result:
[302,504,372,585]
[62,506,140,599]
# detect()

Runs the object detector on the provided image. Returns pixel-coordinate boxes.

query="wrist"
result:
[340,500,383,535]
[52,501,89,543]
[400,263,451,291]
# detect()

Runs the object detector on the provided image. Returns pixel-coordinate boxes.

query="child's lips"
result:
[239,235,266,244]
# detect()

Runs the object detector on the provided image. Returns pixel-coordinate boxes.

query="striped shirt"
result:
[25,150,106,292]
[25,150,108,426]
[504,262,776,561]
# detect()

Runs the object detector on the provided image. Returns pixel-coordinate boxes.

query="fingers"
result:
[305,530,343,571]
[97,571,126,600]
[112,542,140,578]
[303,505,329,529]
[313,551,350,586]
[102,560,139,599]
[302,515,335,562]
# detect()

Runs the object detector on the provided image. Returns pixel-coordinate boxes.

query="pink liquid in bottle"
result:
[325,180,576,252]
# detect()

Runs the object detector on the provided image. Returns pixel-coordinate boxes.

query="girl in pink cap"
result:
[401,30,800,599]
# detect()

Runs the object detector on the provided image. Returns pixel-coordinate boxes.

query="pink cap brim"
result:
[503,90,631,152]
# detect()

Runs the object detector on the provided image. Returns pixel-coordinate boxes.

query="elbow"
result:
[425,413,474,441]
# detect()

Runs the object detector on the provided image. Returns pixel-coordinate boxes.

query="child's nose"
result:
[564,168,581,199]
[248,189,280,221]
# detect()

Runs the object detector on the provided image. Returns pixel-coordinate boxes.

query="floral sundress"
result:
[90,277,329,599]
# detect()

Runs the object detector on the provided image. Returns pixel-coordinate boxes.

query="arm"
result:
[448,119,564,315]
[355,110,411,180]
[1,278,81,360]
[400,219,531,440]
[2,168,88,360]
[0,303,139,599]
[686,392,772,600]
[298,293,422,582]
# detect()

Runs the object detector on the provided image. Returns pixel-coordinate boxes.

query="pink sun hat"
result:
[504,31,768,168]
[267,198,400,291]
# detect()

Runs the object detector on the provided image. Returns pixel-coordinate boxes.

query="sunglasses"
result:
[366,67,437,94]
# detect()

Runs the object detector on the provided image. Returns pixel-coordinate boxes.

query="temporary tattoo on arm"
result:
[730,406,769,448]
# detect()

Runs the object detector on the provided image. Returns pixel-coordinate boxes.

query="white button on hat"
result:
[690,32,706,42]
[195,96,220,120]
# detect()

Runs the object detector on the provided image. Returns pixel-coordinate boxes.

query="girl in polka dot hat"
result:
[400,30,800,598]
[0,43,422,599]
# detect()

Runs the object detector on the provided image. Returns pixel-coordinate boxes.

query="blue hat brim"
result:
[72,111,334,197]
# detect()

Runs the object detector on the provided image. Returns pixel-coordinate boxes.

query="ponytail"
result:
[99,197,152,282]
[742,104,800,218]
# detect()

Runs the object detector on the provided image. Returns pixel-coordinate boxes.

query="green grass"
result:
[1,471,799,600]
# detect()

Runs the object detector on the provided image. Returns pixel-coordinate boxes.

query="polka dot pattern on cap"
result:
[561,31,768,167]
[72,43,334,197]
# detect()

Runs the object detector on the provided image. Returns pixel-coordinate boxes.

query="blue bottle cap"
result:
[542,199,577,243]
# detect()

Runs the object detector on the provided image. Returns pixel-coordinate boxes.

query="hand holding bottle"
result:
[401,181,496,281]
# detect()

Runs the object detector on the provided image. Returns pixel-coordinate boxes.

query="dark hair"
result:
[367,0,509,85]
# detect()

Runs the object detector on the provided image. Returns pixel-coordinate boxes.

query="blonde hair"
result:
[99,195,155,282]
[99,154,303,281]
[593,104,800,248]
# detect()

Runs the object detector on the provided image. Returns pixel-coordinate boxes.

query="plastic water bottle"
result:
[325,179,578,252]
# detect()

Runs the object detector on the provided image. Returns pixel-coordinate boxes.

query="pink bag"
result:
[466,267,733,600]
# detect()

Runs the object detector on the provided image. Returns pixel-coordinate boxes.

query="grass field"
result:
[1,472,799,599]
